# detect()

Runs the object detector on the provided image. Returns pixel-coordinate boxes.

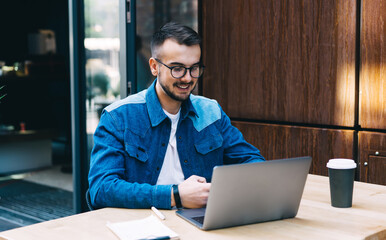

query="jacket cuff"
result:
[152,185,173,209]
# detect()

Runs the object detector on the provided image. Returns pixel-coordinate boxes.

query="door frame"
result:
[69,0,88,213]
[119,0,137,97]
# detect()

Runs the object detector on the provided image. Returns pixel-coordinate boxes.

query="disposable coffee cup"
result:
[326,159,357,208]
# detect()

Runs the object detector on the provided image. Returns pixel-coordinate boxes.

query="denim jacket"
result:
[88,80,265,209]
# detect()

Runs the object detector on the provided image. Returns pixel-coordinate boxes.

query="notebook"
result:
[176,156,312,230]
[107,215,179,240]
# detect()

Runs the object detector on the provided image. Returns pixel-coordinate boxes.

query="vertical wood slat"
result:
[202,0,356,126]
[359,0,386,129]
[232,121,354,176]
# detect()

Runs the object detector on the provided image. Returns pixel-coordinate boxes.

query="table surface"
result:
[1,174,386,240]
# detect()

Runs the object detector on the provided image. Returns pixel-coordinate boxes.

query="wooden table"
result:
[1,174,386,240]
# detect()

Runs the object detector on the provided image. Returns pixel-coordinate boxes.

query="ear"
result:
[149,58,158,77]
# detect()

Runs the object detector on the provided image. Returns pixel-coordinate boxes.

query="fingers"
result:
[178,176,211,208]
[187,175,207,183]
[197,177,207,183]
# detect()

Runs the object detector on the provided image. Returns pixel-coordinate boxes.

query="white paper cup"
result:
[326,159,356,208]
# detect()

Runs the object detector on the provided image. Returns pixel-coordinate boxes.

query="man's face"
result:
[151,39,201,103]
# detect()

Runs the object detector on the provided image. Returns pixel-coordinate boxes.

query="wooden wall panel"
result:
[202,0,356,126]
[359,0,386,129]
[359,132,386,185]
[232,121,354,176]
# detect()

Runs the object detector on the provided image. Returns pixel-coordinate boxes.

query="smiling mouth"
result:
[175,83,192,90]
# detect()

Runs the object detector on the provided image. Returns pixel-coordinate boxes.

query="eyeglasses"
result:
[155,58,205,79]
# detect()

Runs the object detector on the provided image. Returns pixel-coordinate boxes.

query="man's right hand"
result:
[176,175,211,209]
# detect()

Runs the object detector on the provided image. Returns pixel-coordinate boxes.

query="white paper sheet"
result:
[106,215,179,240]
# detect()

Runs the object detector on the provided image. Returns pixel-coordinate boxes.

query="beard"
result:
[158,74,196,102]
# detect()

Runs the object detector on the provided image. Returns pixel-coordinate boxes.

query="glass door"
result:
[135,0,199,92]
[70,0,199,213]
[120,0,199,95]
[84,0,121,154]
[69,0,121,213]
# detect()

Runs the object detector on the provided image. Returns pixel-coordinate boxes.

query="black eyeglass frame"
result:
[155,58,205,79]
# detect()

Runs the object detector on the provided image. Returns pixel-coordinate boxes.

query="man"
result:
[88,22,265,210]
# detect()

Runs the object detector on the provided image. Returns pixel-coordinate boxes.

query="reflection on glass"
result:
[136,0,198,92]
[84,0,120,143]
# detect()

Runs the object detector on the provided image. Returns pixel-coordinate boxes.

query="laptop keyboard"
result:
[192,216,205,224]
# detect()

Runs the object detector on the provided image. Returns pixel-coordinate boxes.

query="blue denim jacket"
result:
[88,80,265,209]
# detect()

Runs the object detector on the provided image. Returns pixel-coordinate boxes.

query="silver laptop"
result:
[176,156,312,230]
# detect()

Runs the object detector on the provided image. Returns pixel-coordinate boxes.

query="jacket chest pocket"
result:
[194,133,223,155]
[125,144,148,163]
[124,128,149,163]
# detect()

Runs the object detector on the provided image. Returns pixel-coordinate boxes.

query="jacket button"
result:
[209,146,213,150]
[184,160,188,163]
[178,136,182,140]
[156,167,160,171]
[162,143,166,147]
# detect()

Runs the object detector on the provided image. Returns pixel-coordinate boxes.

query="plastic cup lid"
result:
[326,158,357,169]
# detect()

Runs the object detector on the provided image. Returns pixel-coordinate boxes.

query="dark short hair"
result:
[151,22,201,57]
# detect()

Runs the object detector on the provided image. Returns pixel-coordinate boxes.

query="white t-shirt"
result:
[156,109,185,185]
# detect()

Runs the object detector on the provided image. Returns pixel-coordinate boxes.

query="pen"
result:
[138,236,171,240]
[138,236,170,240]
[151,206,166,220]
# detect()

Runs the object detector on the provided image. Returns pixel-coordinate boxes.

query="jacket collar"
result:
[146,79,198,127]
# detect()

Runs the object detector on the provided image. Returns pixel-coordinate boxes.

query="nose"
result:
[180,69,193,82]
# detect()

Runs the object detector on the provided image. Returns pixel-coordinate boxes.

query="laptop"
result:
[176,156,312,230]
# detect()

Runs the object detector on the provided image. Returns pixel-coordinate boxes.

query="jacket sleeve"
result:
[219,107,265,164]
[88,110,172,209]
